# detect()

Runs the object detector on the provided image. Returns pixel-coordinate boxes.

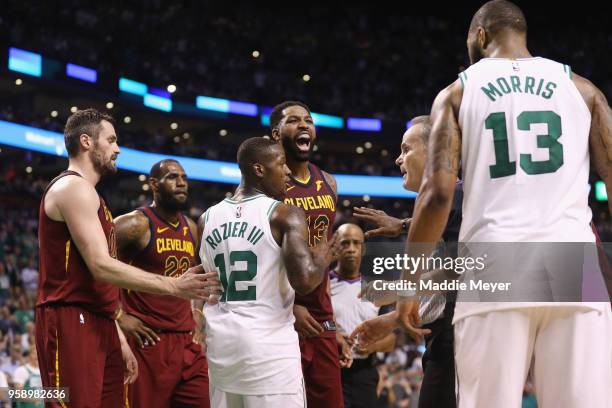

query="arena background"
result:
[0,1,609,406]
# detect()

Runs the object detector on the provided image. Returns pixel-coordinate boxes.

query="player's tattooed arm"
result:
[114,210,150,262]
[270,203,333,295]
[574,73,612,216]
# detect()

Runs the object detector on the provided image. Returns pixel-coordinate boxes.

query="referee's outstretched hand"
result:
[350,311,398,347]
[353,207,408,238]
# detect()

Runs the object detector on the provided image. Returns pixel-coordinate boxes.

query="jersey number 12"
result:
[214,251,257,302]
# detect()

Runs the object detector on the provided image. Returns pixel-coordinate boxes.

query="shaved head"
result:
[237,137,280,177]
[467,0,528,64]
[470,0,527,35]
[336,223,365,278]
[337,223,365,240]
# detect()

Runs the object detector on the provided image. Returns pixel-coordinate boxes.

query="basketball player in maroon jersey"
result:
[36,109,216,407]
[270,101,351,407]
[115,159,210,408]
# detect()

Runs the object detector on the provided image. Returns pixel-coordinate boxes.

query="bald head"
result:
[470,0,527,36]
[467,0,527,64]
[337,223,365,240]
[336,223,365,278]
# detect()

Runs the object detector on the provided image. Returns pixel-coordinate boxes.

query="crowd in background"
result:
[1,2,611,406]
[1,2,609,121]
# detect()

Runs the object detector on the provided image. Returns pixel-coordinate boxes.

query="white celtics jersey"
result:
[200,194,301,395]
[454,57,603,322]
[458,57,593,243]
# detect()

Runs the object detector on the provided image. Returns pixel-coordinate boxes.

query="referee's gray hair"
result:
[409,115,432,145]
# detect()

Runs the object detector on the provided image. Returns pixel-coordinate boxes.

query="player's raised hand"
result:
[396,299,431,342]
[353,207,408,238]
[117,313,160,348]
[173,265,223,300]
[350,311,398,348]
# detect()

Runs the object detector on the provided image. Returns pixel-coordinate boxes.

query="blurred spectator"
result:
[12,348,43,408]
[14,294,34,335]
[20,259,38,300]
[0,343,23,379]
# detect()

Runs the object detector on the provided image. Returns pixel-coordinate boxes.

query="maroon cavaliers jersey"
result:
[37,171,119,318]
[121,207,196,331]
[284,163,337,325]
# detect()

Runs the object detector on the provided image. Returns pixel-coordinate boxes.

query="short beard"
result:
[468,43,484,65]
[91,144,116,176]
[281,136,310,162]
[157,190,189,212]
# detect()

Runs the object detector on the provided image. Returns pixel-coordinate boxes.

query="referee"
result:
[330,223,396,408]
[352,116,462,408]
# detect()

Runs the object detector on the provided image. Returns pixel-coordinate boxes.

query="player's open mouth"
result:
[296,133,311,152]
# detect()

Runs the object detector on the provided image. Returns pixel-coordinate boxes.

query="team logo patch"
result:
[236,206,243,218]
[183,226,188,236]
[512,62,520,72]
[316,180,323,192]
[79,313,85,324]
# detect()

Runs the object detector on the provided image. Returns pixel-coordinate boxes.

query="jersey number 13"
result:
[487,110,563,179]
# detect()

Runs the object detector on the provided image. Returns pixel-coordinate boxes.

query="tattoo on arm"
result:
[430,119,461,175]
[592,90,612,169]
[429,88,462,177]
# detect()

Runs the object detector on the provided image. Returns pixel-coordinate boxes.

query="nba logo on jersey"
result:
[236,206,243,218]
[79,313,85,324]
[512,62,520,71]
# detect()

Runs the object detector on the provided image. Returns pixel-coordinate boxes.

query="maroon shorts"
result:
[300,334,344,408]
[125,332,209,408]
[35,305,124,408]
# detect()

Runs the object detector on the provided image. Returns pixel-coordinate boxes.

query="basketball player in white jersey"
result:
[199,137,335,408]
[394,1,612,407]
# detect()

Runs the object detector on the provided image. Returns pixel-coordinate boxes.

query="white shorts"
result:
[454,304,612,408]
[210,382,307,408]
